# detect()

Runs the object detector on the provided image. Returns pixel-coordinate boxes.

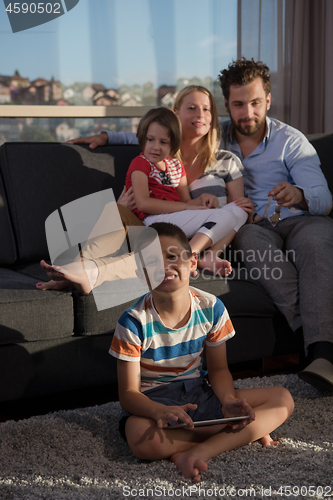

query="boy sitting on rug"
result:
[109,222,294,483]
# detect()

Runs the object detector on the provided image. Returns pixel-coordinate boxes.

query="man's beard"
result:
[230,112,266,137]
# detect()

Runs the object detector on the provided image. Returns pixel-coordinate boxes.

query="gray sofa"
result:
[0,134,332,402]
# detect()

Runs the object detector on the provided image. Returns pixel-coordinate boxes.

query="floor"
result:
[0,354,300,423]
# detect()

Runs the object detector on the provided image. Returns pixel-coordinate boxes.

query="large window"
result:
[2,0,330,139]
[0,0,238,143]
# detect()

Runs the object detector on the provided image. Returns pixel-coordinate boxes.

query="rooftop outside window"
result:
[0,0,237,143]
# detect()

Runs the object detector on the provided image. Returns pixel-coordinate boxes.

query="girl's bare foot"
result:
[170,450,208,483]
[36,279,75,291]
[37,259,95,293]
[197,252,232,277]
[260,434,280,447]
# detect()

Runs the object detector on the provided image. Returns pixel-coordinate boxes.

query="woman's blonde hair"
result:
[173,85,221,172]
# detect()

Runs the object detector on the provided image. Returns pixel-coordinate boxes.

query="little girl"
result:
[125,107,247,276]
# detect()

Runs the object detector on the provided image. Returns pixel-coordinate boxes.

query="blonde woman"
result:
[69,85,254,246]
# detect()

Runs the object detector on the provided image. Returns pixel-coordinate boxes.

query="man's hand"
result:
[153,403,197,429]
[233,197,255,223]
[222,396,255,430]
[269,182,308,209]
[66,132,108,150]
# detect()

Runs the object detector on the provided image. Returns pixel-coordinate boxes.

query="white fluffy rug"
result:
[0,374,332,500]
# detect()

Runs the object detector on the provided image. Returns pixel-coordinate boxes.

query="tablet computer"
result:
[167,416,250,429]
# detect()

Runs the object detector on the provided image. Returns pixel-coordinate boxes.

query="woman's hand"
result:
[199,193,219,208]
[66,132,108,150]
[233,197,255,223]
[188,193,218,209]
[153,403,197,429]
[117,186,137,211]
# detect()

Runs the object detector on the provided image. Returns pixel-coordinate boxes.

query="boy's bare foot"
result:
[197,253,232,277]
[260,434,280,447]
[170,450,208,483]
[36,259,95,293]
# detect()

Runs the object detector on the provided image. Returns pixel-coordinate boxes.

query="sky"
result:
[0,0,238,88]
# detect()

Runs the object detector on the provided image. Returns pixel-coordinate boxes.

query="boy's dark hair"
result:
[136,107,181,157]
[149,222,192,259]
[219,58,271,101]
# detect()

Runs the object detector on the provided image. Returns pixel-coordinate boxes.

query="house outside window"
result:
[1,0,331,141]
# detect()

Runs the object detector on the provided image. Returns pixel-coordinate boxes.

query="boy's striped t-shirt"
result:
[109,287,235,390]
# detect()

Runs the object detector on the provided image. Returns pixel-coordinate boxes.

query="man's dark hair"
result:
[149,222,192,259]
[219,58,271,101]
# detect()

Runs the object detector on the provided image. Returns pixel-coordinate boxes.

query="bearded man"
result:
[219,58,333,391]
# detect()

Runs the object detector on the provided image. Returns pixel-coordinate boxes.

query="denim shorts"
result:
[118,377,224,441]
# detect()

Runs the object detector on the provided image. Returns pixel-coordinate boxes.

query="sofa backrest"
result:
[0,164,17,266]
[0,134,331,265]
[0,142,141,264]
[308,134,333,205]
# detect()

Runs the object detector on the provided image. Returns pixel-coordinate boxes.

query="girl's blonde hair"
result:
[173,85,221,172]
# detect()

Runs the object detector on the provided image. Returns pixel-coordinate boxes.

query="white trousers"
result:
[144,202,247,245]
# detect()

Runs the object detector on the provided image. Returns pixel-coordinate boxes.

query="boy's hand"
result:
[222,397,255,430]
[154,403,197,429]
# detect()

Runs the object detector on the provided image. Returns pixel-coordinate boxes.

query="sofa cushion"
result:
[70,271,278,337]
[190,274,299,364]
[0,142,141,264]
[72,289,136,336]
[191,273,277,318]
[0,266,74,344]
